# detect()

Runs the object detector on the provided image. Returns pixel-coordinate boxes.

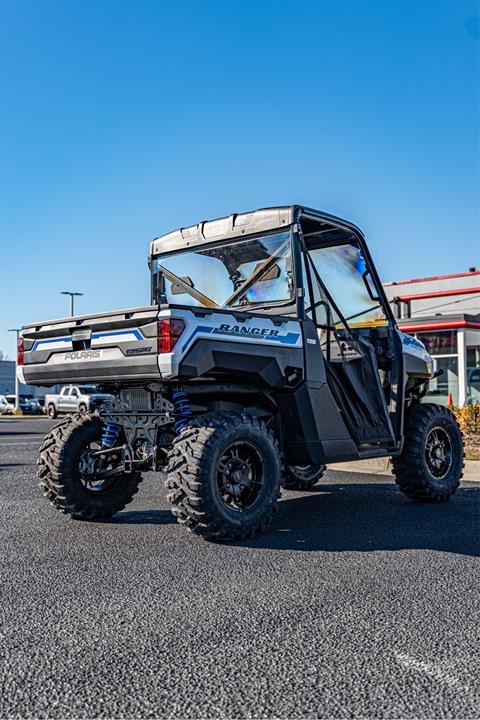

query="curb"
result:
[332,458,479,482]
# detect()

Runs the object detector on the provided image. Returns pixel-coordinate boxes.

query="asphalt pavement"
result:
[1,418,479,719]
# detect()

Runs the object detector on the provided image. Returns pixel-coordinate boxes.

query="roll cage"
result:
[149,206,404,447]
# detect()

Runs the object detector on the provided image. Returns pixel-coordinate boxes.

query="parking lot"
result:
[1,418,479,719]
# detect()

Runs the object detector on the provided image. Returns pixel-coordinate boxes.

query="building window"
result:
[467,344,480,403]
[415,330,458,406]
[427,356,459,406]
[418,331,457,355]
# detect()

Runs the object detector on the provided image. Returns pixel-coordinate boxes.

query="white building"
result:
[384,269,480,406]
[0,360,54,398]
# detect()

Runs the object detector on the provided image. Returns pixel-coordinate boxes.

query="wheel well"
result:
[186,385,277,419]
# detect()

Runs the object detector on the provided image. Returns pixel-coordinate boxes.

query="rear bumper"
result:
[22,354,161,386]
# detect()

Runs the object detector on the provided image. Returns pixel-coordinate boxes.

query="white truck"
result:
[44,385,113,418]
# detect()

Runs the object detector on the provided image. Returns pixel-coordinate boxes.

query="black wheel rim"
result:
[425,426,453,480]
[217,441,265,512]
[78,441,120,494]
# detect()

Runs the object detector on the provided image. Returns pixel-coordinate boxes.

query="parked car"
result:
[5,394,43,415]
[36,397,47,414]
[44,385,113,418]
[0,395,13,415]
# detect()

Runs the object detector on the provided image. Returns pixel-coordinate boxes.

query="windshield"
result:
[152,231,293,309]
[78,386,98,394]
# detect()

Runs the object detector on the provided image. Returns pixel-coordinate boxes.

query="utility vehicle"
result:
[19,206,464,540]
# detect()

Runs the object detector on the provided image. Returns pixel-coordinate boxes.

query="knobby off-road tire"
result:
[165,412,282,541]
[393,403,464,502]
[284,464,326,490]
[37,413,142,519]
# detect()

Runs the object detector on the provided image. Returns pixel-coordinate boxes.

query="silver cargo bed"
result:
[21,306,160,386]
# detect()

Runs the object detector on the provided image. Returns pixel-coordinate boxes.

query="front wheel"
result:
[165,413,282,541]
[37,414,142,519]
[393,403,463,502]
[284,464,326,490]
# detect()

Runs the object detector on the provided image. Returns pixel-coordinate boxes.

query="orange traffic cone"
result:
[447,392,453,407]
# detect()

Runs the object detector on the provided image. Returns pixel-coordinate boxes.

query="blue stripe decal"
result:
[264,332,300,344]
[181,326,300,353]
[32,337,70,351]
[91,329,143,341]
[32,329,143,351]
[181,326,213,352]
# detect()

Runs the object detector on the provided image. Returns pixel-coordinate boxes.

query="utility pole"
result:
[8,328,21,412]
[61,291,83,316]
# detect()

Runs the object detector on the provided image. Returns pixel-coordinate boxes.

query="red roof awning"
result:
[396,287,480,302]
[399,319,480,333]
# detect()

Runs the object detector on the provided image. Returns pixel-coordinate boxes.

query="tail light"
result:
[17,336,24,366]
[158,318,185,353]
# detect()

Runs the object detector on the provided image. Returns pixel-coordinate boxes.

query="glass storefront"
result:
[467,344,480,403]
[427,356,459,405]
[418,330,457,356]
[411,329,480,406]
[416,331,459,406]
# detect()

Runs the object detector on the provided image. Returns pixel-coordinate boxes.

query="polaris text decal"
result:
[65,350,103,360]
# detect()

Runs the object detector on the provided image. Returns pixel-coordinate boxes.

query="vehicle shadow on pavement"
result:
[237,476,480,556]
[107,509,177,525]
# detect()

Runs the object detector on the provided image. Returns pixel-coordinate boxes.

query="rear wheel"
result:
[47,404,57,419]
[393,403,463,502]
[165,412,282,541]
[284,464,326,490]
[37,413,142,519]
[78,403,88,414]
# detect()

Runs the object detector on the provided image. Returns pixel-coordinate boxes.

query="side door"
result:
[57,387,70,412]
[302,239,397,449]
[69,387,80,412]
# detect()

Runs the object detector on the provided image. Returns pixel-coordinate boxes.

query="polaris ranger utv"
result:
[19,206,463,540]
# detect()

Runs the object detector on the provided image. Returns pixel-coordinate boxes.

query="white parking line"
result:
[0,440,42,447]
[395,652,464,689]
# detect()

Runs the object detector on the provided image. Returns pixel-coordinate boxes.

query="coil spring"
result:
[172,391,192,434]
[102,421,121,447]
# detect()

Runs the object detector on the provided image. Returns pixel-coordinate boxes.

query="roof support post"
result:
[457,329,467,407]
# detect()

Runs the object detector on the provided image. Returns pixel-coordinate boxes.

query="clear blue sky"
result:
[1,0,479,358]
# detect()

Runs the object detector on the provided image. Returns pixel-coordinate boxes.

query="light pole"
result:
[8,328,21,412]
[61,291,83,316]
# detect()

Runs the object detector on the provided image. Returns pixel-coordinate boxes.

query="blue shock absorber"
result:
[172,391,192,434]
[102,421,121,448]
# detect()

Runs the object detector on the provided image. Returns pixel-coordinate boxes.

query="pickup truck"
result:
[44,385,113,418]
